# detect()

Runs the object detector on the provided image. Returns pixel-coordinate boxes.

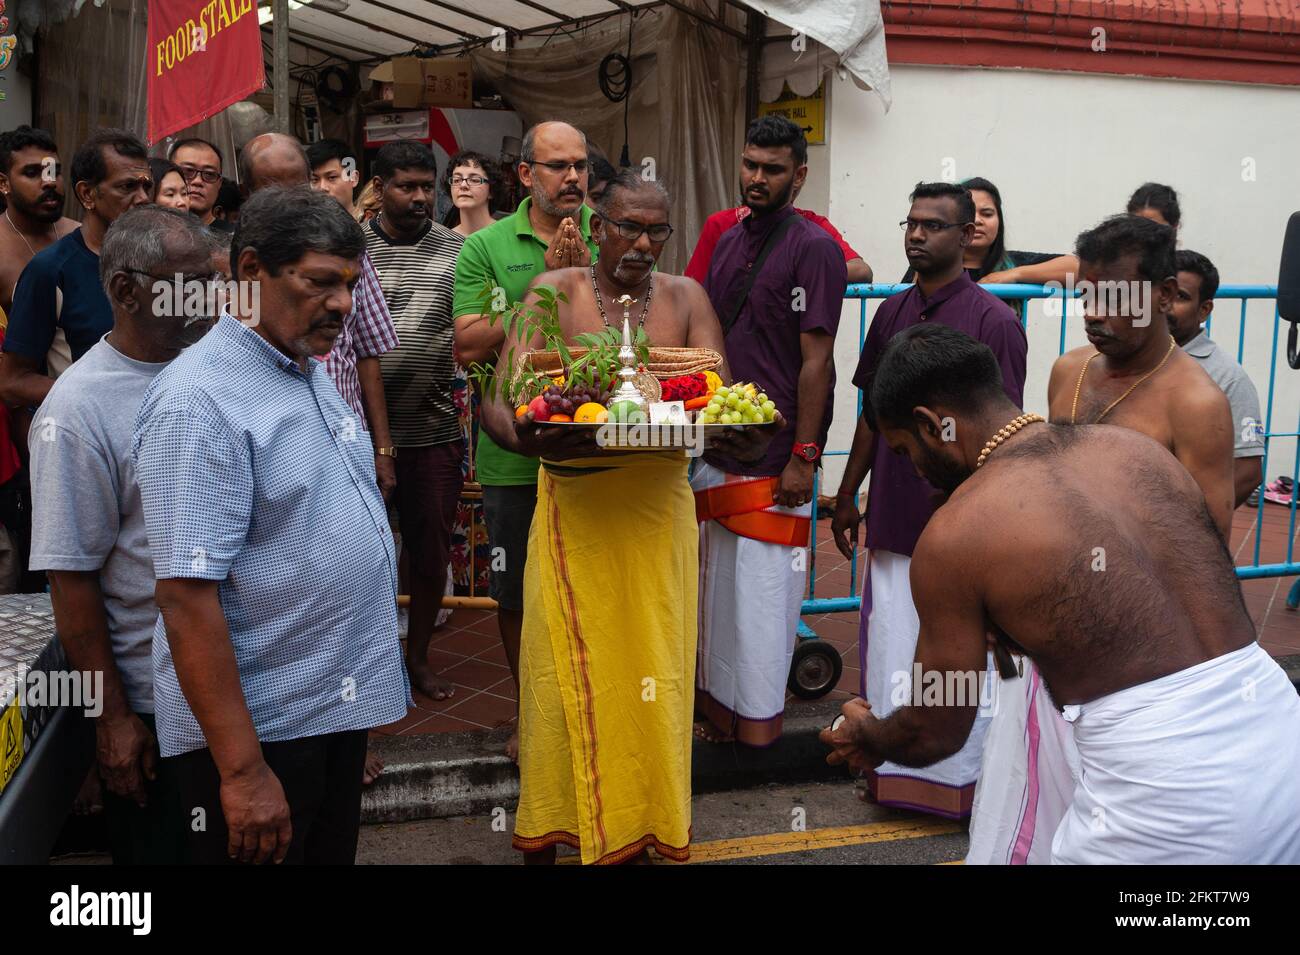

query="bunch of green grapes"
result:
[698,382,778,425]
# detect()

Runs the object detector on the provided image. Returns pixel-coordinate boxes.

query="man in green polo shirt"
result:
[453,121,598,761]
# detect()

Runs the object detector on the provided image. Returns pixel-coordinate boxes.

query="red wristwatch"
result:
[792,442,821,463]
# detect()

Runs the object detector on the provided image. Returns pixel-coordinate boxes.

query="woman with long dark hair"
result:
[1126,181,1181,229]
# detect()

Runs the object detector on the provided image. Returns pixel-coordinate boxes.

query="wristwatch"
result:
[792,442,821,463]
[376,447,398,459]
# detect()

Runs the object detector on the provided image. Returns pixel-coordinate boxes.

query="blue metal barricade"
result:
[799,282,1300,635]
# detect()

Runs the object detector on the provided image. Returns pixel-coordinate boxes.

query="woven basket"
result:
[518,346,722,381]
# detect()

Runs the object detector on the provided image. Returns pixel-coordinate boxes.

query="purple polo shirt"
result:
[704,205,848,476]
[852,273,1027,557]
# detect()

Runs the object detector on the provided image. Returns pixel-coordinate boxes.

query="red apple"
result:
[527,395,551,421]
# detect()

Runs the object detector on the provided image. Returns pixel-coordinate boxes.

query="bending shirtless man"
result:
[965,214,1240,864]
[822,323,1300,863]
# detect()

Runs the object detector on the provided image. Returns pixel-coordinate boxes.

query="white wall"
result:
[823,63,1300,492]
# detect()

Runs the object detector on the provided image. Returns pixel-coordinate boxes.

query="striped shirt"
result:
[365,218,464,448]
[317,253,400,428]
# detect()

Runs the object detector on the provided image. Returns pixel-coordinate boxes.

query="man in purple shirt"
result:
[832,181,1027,817]
[692,116,847,747]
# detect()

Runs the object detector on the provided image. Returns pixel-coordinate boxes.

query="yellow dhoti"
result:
[513,451,697,864]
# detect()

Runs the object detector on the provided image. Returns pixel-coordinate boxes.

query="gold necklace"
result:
[976,413,1045,469]
[1070,337,1176,425]
[5,209,67,258]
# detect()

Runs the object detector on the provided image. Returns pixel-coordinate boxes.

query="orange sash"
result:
[694,476,811,548]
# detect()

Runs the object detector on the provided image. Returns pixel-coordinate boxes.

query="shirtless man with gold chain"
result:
[963,213,1236,864]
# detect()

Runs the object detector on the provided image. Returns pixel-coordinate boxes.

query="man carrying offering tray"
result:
[476,170,779,864]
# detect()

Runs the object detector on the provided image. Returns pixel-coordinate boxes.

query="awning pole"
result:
[273,0,290,134]
[743,9,762,123]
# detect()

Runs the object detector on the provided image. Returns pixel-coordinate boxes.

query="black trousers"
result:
[101,713,187,865]
[166,729,368,865]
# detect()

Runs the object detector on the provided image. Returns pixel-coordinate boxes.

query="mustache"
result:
[618,252,655,267]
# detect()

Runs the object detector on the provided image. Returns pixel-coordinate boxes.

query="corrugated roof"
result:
[257,0,666,62]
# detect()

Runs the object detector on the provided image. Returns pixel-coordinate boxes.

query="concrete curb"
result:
[362,655,1300,825]
[361,700,846,824]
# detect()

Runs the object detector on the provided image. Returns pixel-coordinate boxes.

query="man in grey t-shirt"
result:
[29,206,217,863]
[1168,250,1265,508]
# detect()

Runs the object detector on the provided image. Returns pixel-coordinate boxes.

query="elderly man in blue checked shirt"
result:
[132,186,410,865]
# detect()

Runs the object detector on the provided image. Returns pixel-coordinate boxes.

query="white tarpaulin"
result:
[743,0,891,109]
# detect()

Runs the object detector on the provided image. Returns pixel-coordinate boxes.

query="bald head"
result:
[239,133,310,195]
[519,121,588,220]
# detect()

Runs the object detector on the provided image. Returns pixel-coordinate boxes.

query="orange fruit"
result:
[574,402,609,423]
[515,404,530,420]
[549,413,573,423]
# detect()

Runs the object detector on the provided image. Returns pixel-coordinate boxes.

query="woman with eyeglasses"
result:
[148,159,190,213]
[442,151,503,238]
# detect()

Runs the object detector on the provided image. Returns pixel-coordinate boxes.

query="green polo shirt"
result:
[453,197,598,486]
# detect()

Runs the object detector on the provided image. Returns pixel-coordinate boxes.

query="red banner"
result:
[147,0,264,144]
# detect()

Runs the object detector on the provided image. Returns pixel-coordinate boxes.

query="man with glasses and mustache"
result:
[478,171,773,864]
[452,121,598,762]
[832,181,1026,819]
[167,138,224,229]
[1,128,152,411]
[28,205,218,863]
[693,115,846,749]
[132,187,409,864]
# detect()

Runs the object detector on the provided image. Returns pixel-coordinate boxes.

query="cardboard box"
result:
[420,57,472,109]
[389,56,426,109]
[371,57,471,110]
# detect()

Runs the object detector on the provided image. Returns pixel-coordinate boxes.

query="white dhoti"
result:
[861,549,991,818]
[692,461,812,747]
[966,659,1080,864]
[1052,642,1300,864]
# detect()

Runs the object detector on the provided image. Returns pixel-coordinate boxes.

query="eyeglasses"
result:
[899,218,970,234]
[528,160,588,175]
[607,219,674,243]
[123,268,224,287]
[179,165,221,185]
[450,174,488,186]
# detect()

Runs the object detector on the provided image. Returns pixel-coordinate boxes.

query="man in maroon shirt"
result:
[693,116,847,746]
[684,180,872,286]
[831,181,1027,817]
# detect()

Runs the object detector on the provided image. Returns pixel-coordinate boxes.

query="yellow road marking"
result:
[558,818,961,864]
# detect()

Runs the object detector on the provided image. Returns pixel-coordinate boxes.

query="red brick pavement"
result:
[376,504,1300,737]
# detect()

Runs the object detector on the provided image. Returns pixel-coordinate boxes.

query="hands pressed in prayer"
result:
[709,410,785,465]
[543,218,591,271]
[820,697,883,775]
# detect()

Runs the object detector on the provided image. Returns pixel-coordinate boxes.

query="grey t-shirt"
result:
[29,336,171,713]
[1183,330,1265,459]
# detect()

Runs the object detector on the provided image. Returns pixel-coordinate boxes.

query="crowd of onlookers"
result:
[0,114,1280,864]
